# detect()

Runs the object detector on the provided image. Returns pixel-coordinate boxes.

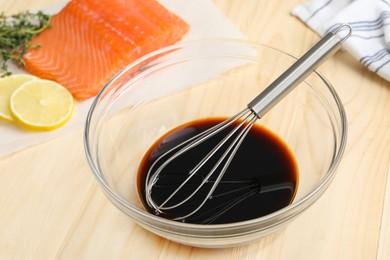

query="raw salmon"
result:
[22,0,189,100]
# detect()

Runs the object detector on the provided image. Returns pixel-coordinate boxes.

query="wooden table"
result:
[1,0,389,259]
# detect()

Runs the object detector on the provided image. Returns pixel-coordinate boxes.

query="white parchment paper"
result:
[0,0,245,157]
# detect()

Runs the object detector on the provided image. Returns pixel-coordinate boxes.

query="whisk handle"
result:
[248,24,352,118]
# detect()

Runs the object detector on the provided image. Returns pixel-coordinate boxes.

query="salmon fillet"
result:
[22,0,189,100]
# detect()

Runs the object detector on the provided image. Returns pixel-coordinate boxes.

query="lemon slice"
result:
[0,74,37,121]
[10,79,74,131]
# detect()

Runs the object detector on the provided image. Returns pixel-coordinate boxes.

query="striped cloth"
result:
[291,0,390,82]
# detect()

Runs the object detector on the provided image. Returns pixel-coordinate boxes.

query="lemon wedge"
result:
[10,79,74,131]
[0,74,37,121]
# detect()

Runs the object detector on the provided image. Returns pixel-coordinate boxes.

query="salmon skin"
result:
[22,0,189,100]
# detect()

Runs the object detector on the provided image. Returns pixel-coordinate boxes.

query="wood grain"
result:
[1,0,390,259]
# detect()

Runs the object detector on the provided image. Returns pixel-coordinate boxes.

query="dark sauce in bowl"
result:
[137,118,298,224]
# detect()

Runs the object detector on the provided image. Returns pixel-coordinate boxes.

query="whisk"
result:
[145,24,352,221]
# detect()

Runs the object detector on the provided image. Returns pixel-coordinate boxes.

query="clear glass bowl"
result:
[84,39,347,248]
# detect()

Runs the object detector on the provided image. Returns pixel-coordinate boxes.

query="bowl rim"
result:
[84,38,347,232]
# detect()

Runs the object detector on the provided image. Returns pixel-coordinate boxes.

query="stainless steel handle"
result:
[248,24,352,118]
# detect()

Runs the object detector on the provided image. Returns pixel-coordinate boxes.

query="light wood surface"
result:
[1,0,390,259]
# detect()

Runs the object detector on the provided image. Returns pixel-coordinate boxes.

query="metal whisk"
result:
[145,24,352,222]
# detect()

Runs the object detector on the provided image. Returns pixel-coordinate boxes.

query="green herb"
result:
[0,11,51,77]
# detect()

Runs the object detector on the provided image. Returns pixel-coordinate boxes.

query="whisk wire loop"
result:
[156,110,254,210]
[146,109,258,219]
[145,108,250,210]
[166,113,257,220]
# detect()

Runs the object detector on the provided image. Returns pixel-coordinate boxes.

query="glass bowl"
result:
[84,39,347,248]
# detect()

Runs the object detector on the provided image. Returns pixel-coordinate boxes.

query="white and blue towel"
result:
[292,0,390,82]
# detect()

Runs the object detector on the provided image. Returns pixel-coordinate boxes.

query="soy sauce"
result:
[137,118,298,224]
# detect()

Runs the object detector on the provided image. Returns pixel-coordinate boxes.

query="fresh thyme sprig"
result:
[0,11,51,77]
